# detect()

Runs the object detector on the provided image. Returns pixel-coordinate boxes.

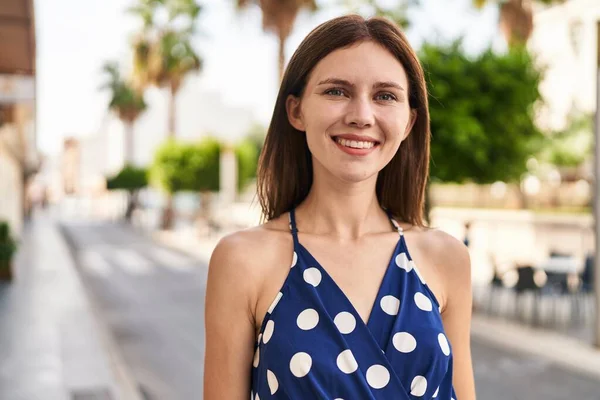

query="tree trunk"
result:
[168,85,177,138]
[124,189,138,222]
[161,194,175,230]
[125,121,135,165]
[499,0,533,47]
[278,34,286,82]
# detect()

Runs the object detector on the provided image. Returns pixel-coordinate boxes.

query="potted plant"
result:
[0,220,17,281]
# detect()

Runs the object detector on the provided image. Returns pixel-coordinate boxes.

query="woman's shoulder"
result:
[412,226,471,285]
[209,214,292,277]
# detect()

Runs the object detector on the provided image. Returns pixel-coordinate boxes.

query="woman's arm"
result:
[438,232,477,400]
[204,234,258,399]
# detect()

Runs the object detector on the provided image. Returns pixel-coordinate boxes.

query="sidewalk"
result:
[0,214,141,400]
[155,225,600,383]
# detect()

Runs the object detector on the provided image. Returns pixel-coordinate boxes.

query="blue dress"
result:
[251,209,457,399]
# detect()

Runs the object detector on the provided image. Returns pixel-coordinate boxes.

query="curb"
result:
[471,313,600,381]
[58,224,145,400]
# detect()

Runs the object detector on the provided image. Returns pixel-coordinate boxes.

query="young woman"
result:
[204,14,476,400]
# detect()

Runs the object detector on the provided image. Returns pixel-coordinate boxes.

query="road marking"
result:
[80,249,113,277]
[151,247,193,272]
[112,248,154,275]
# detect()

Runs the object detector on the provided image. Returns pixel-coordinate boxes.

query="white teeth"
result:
[335,138,376,149]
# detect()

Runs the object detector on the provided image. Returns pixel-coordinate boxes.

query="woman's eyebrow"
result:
[316,78,404,91]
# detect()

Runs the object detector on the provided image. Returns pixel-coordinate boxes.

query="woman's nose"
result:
[343,97,375,128]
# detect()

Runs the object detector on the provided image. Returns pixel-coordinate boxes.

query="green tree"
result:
[101,62,147,163]
[106,165,149,221]
[130,0,203,137]
[234,0,318,80]
[189,138,221,221]
[421,41,544,185]
[150,138,221,228]
[235,138,260,192]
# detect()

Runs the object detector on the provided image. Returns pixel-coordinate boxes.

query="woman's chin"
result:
[334,169,379,185]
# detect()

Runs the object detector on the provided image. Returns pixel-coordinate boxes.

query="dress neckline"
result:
[289,208,404,329]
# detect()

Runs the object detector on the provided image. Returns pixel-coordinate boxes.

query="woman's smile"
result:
[331,133,380,156]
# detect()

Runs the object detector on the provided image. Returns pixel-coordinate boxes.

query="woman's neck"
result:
[295,172,390,240]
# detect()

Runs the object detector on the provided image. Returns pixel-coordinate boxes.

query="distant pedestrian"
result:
[204,14,475,400]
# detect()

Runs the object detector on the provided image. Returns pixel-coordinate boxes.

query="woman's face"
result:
[286,40,416,184]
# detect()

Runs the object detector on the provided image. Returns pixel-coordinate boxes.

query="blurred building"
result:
[0,0,37,236]
[530,0,599,131]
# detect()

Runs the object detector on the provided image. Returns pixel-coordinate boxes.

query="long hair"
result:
[257,14,430,226]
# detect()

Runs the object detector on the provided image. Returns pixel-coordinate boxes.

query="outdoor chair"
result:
[512,265,544,325]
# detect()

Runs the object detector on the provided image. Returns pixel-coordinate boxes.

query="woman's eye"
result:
[376,93,397,101]
[325,88,345,96]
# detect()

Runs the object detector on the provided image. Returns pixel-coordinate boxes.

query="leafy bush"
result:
[0,221,17,261]
[150,138,221,195]
[235,138,260,191]
[106,164,148,191]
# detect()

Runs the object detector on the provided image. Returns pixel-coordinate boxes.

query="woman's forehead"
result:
[306,41,409,88]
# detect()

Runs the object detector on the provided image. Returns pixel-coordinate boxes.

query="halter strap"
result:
[289,208,300,244]
[385,208,404,236]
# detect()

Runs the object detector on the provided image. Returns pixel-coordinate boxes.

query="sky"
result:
[33,0,500,164]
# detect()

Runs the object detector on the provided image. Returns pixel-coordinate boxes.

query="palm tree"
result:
[129,0,203,230]
[130,0,203,138]
[235,0,318,80]
[101,62,147,164]
[473,0,565,47]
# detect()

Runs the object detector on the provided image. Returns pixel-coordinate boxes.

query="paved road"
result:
[61,222,208,400]
[61,222,600,400]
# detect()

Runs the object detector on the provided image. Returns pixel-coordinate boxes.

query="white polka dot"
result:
[290,352,312,377]
[336,349,358,374]
[263,320,274,344]
[334,311,356,334]
[267,291,283,314]
[414,292,433,311]
[410,375,428,397]
[392,332,417,353]
[255,393,259,400]
[395,252,413,271]
[380,295,400,315]
[267,369,279,394]
[291,251,297,268]
[438,333,450,356]
[303,267,322,287]
[366,364,390,389]
[253,346,260,367]
[433,387,439,398]
[297,308,319,330]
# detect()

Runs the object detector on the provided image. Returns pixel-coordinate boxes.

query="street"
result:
[61,222,600,400]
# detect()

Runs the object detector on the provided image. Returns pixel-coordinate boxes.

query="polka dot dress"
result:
[251,208,458,399]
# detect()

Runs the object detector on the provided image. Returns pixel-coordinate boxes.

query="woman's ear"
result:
[286,95,305,132]
[403,109,417,140]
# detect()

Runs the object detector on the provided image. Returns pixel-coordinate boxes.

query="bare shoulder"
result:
[210,216,290,272]
[208,215,292,319]
[422,227,470,275]
[401,224,471,309]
